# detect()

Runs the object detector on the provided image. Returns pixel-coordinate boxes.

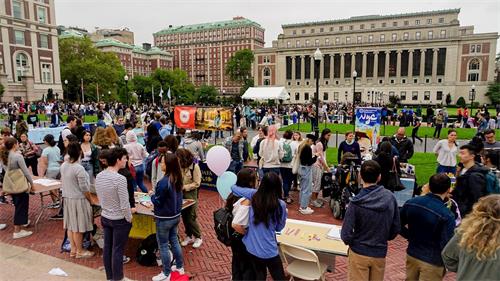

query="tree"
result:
[194,85,218,105]
[388,95,401,106]
[456,97,466,107]
[486,82,500,105]
[151,68,195,104]
[0,82,4,100]
[131,75,153,104]
[226,49,254,95]
[59,37,125,102]
[445,93,452,105]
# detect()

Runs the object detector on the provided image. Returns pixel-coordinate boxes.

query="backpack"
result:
[485,169,500,194]
[213,207,234,246]
[136,234,160,266]
[57,127,70,155]
[145,150,159,179]
[281,141,293,163]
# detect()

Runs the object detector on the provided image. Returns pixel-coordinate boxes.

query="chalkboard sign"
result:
[199,161,217,191]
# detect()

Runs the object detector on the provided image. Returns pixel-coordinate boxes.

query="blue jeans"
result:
[280,167,293,199]
[262,168,281,177]
[215,130,224,139]
[228,160,243,175]
[156,217,184,276]
[298,165,313,209]
[437,165,456,175]
[133,164,147,193]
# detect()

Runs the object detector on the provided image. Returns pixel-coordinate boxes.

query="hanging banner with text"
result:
[355,107,382,151]
[194,107,233,131]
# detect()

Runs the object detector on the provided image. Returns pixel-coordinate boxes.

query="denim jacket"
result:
[400,193,456,266]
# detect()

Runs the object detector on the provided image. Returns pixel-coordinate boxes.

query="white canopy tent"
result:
[241,87,290,101]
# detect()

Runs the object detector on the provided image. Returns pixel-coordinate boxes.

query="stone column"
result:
[408,49,414,80]
[291,56,296,80]
[340,53,345,80]
[319,55,324,81]
[330,53,334,79]
[362,52,367,83]
[374,51,379,78]
[420,49,426,81]
[351,53,356,77]
[396,50,402,79]
[432,48,439,83]
[301,55,305,82]
[385,51,390,81]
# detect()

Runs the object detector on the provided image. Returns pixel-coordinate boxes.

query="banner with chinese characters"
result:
[355,107,382,151]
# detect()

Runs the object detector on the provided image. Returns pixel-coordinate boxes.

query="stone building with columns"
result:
[0,0,62,102]
[254,9,498,105]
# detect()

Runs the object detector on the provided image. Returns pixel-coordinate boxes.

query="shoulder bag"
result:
[2,168,30,194]
[386,156,405,192]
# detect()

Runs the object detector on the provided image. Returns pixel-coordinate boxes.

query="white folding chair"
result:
[280,242,328,281]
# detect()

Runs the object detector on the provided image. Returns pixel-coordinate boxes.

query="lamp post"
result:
[313,48,322,137]
[469,84,476,112]
[352,70,358,130]
[124,74,129,107]
[64,79,68,100]
[371,88,375,105]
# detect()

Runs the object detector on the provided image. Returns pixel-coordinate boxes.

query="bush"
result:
[456,97,466,107]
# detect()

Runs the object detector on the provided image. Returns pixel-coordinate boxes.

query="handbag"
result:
[387,157,405,192]
[2,168,31,194]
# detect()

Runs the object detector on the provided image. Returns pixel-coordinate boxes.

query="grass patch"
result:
[281,123,500,141]
[325,147,435,186]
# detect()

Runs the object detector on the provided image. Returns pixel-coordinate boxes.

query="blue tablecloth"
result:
[28,127,65,144]
[394,177,416,207]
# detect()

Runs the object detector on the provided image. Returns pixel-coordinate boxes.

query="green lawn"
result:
[281,123,500,141]
[325,147,436,186]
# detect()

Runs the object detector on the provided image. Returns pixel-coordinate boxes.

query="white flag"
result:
[167,87,171,100]
[159,86,163,98]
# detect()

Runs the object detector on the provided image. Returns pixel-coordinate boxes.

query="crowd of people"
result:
[0,100,498,281]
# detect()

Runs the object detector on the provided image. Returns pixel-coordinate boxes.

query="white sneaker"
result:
[192,238,203,248]
[299,207,314,215]
[311,199,324,208]
[180,236,194,247]
[152,272,170,281]
[13,230,32,239]
[0,224,6,230]
[171,265,185,275]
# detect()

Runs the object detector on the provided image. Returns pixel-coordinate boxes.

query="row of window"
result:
[14,52,52,83]
[12,1,48,24]
[286,30,446,48]
[291,17,446,35]
[14,30,50,48]
[291,90,445,101]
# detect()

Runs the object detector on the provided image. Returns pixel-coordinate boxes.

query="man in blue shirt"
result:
[400,173,455,281]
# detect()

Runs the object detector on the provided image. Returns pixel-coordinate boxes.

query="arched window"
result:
[263,67,271,77]
[467,59,480,81]
[15,52,30,82]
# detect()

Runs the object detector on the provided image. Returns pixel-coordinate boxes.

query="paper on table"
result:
[33,178,60,186]
[326,225,342,240]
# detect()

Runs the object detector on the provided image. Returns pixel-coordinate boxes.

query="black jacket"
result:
[452,164,488,216]
[390,136,414,163]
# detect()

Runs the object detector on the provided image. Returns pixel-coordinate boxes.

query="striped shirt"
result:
[95,170,132,222]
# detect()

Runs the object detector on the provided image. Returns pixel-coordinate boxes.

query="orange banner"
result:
[174,106,196,129]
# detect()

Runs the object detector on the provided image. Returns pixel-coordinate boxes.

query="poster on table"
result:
[199,162,217,191]
[355,107,382,151]
[194,107,233,131]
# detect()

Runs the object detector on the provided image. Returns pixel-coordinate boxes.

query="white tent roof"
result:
[241,87,290,100]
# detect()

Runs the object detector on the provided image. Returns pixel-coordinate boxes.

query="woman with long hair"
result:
[432,129,459,174]
[297,134,319,215]
[105,126,122,148]
[280,130,294,204]
[442,195,500,280]
[151,153,185,281]
[60,142,94,258]
[226,168,257,281]
[93,127,113,149]
[311,128,331,208]
[374,141,401,192]
[231,172,287,280]
[1,137,34,239]
[124,131,149,193]
[18,133,39,176]
[146,123,162,154]
[259,124,282,176]
[15,115,28,140]
[95,148,133,281]
[80,130,100,184]
[337,131,361,165]
[176,148,203,249]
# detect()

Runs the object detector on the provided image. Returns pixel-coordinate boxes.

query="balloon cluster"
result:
[206,146,237,200]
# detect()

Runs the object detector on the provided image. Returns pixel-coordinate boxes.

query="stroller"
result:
[329,156,361,219]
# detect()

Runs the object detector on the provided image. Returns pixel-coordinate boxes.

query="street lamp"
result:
[371,88,375,105]
[469,84,476,111]
[64,79,68,100]
[124,74,129,107]
[352,70,358,130]
[313,48,322,137]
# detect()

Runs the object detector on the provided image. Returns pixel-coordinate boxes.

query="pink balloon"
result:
[206,146,231,176]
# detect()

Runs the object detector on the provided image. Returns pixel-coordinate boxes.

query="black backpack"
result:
[213,207,234,246]
[136,234,159,266]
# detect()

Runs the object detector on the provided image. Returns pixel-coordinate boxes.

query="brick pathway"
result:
[0,188,455,281]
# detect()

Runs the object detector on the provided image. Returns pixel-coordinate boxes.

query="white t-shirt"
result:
[232,198,250,227]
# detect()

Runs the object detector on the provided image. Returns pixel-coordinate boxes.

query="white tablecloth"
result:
[394,177,416,207]
[28,127,65,144]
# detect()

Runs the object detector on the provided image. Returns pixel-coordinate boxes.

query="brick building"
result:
[154,16,265,95]
[94,39,172,77]
[0,0,62,102]
[254,9,499,105]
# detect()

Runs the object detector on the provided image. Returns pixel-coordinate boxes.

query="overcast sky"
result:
[56,0,499,51]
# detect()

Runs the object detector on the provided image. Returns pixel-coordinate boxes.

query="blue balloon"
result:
[216,171,237,200]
